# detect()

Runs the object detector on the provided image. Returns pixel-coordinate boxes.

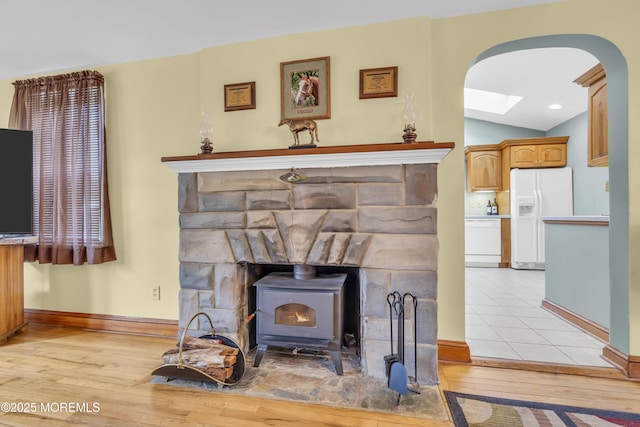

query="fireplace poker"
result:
[403,293,420,394]
[387,291,408,404]
[384,292,399,383]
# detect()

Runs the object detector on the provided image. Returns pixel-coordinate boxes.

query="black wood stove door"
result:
[257,289,335,340]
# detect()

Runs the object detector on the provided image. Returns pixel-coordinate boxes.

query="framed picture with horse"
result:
[280,56,330,121]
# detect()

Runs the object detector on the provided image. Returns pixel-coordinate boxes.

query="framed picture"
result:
[359,66,398,99]
[224,81,256,112]
[280,56,330,121]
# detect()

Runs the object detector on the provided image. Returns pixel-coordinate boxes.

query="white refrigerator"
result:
[510,167,573,270]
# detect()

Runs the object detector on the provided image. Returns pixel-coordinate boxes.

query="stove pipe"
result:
[293,264,316,280]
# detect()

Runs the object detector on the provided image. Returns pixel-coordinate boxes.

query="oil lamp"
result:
[401,93,418,144]
[199,111,213,154]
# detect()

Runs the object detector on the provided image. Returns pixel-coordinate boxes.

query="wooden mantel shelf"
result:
[161,141,455,173]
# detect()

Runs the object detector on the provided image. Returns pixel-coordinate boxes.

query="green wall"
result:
[464,117,544,146]
[547,112,610,215]
[545,223,610,328]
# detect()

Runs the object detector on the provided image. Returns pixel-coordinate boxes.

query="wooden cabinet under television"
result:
[574,63,608,167]
[0,239,29,345]
[464,146,501,192]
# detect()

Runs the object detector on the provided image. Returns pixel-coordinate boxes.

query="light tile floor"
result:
[465,267,613,367]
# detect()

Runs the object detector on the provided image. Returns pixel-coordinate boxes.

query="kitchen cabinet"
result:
[465,137,568,215]
[510,143,566,168]
[498,137,569,199]
[464,146,501,192]
[500,217,511,268]
[574,63,608,167]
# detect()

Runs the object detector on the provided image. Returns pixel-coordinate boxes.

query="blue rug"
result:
[445,391,640,426]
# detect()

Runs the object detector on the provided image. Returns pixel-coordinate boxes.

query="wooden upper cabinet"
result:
[574,63,608,167]
[510,145,538,167]
[465,146,501,192]
[510,143,567,168]
[465,137,568,193]
[538,144,567,167]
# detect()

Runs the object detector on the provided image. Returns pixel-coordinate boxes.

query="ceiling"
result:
[1,0,589,130]
[465,48,599,131]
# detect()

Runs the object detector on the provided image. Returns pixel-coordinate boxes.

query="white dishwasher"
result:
[465,218,501,267]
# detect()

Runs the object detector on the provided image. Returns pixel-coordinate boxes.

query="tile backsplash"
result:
[465,191,497,215]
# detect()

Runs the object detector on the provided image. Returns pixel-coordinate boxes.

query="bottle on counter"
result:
[486,200,492,215]
[491,198,498,215]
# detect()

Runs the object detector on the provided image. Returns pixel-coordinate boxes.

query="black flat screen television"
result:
[0,128,33,237]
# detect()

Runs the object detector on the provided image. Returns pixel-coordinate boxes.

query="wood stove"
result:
[253,268,346,375]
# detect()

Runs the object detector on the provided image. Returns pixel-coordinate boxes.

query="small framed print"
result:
[224,81,256,112]
[359,66,398,99]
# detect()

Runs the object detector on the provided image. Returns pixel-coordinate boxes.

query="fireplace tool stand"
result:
[385,292,420,405]
[404,293,421,395]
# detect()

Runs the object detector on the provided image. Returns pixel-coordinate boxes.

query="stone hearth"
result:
[152,346,449,421]
[163,143,452,385]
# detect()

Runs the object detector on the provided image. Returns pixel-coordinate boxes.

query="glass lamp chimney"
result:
[199,111,213,154]
[401,93,418,143]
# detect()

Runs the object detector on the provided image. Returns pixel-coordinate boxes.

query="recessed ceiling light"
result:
[464,88,523,115]
[548,104,563,110]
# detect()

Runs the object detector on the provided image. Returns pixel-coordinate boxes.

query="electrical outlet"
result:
[605,180,609,192]
[152,286,161,300]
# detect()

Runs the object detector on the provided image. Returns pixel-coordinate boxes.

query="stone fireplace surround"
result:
[162,142,453,385]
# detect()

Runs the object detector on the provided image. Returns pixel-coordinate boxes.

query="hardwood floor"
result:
[1,325,639,426]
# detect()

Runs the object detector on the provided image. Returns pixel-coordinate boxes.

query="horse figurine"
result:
[278,118,319,147]
[295,73,319,106]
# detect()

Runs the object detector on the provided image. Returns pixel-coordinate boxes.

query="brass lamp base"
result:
[200,138,213,155]
[402,128,417,144]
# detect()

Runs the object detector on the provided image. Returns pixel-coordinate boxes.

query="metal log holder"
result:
[152,312,246,386]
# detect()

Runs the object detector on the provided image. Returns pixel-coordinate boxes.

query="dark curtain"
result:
[9,70,116,265]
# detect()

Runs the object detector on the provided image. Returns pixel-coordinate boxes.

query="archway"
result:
[467,35,629,360]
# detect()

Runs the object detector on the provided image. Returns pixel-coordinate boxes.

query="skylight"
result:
[464,87,523,115]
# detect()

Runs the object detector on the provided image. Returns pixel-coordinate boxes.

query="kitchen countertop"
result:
[465,215,510,219]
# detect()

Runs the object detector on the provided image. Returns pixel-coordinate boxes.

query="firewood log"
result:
[199,366,234,382]
[177,336,239,355]
[162,348,237,368]
[163,344,237,358]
